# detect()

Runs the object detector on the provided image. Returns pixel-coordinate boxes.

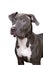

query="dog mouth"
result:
[10,30,25,39]
[10,28,27,39]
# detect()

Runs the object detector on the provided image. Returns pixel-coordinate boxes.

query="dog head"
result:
[8,12,39,39]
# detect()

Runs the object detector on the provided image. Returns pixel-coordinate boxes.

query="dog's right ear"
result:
[8,12,18,24]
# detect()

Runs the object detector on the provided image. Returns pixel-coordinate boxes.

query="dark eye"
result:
[23,19,25,22]
[15,18,17,20]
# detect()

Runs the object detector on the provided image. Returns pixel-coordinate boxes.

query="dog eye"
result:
[15,18,17,20]
[23,19,26,22]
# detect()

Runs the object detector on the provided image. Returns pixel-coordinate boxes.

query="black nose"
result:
[11,27,16,32]
[11,27,16,35]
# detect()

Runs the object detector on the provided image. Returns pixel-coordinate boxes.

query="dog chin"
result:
[18,36,24,39]
[13,35,25,39]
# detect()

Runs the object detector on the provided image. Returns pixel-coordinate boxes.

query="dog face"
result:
[9,12,39,38]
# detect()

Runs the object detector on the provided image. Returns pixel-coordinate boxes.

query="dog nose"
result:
[11,27,17,37]
[11,27,16,32]
[11,27,16,35]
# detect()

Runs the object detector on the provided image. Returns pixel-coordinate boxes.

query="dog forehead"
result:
[12,13,30,25]
[15,14,30,20]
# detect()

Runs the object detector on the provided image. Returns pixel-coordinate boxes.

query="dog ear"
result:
[27,14,39,26]
[8,12,18,24]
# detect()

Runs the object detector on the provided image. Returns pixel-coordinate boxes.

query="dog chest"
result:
[16,38,32,61]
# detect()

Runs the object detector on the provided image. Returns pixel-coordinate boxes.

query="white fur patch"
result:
[12,24,16,28]
[16,38,32,61]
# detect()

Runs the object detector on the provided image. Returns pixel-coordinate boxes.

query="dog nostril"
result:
[11,27,16,32]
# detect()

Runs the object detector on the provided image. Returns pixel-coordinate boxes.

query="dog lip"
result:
[11,33,16,37]
[14,34,16,37]
[10,31,16,36]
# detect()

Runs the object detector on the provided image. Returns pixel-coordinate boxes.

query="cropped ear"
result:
[27,14,39,26]
[8,12,18,23]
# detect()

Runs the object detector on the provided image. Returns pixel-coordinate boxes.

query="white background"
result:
[0,0,43,65]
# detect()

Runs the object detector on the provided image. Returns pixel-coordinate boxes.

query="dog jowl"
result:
[9,12,43,65]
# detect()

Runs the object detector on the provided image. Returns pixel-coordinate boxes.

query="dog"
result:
[8,12,43,65]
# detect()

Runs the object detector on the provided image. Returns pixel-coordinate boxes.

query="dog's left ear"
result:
[27,14,39,26]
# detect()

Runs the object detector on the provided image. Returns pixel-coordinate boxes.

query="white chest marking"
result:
[16,38,32,61]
